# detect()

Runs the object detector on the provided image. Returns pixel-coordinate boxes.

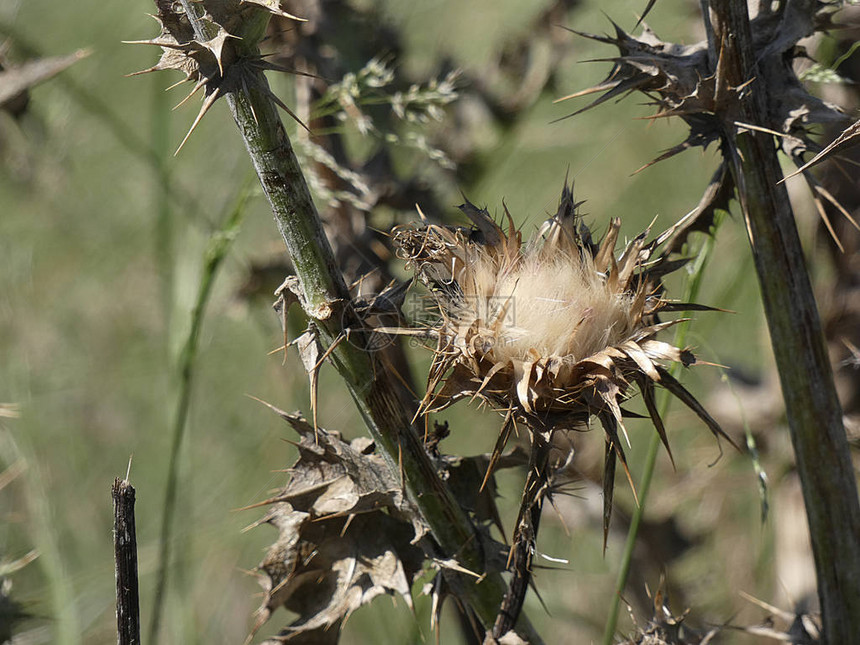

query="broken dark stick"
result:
[113,477,141,645]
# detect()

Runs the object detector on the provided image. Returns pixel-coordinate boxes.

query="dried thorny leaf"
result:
[255,511,423,643]
[129,0,306,152]
[249,405,426,643]
[621,610,719,645]
[783,116,860,180]
[559,5,856,247]
[667,577,850,645]
[295,328,324,425]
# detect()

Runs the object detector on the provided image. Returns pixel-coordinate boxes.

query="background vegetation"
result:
[1,0,852,642]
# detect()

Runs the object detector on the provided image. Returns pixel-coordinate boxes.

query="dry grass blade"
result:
[0,48,90,107]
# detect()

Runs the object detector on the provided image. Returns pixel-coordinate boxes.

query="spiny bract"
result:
[128,0,305,152]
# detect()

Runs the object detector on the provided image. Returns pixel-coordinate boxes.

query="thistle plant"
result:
[557,3,857,249]
[125,0,860,643]
[558,2,860,642]
[130,1,532,641]
[394,186,734,637]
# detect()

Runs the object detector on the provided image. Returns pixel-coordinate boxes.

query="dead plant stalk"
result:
[710,2,860,642]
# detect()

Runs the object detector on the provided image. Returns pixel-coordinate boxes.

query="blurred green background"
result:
[1,0,819,642]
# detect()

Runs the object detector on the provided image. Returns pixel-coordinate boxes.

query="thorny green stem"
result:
[601,211,725,645]
[175,3,540,639]
[148,184,251,644]
[710,2,860,642]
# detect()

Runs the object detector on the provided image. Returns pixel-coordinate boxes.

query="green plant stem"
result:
[0,432,81,645]
[174,4,539,638]
[148,183,251,644]
[601,211,725,645]
[710,2,860,642]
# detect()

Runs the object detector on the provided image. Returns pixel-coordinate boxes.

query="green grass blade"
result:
[148,180,252,644]
[601,209,726,645]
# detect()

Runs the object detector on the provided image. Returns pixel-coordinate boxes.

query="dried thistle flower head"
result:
[395,184,735,535]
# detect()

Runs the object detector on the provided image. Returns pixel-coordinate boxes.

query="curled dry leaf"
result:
[248,401,522,643]
[248,405,426,643]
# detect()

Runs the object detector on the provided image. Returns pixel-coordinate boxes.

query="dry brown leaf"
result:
[249,407,426,643]
[782,117,860,181]
[129,0,306,152]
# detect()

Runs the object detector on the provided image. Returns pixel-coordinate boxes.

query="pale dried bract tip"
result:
[394,183,736,543]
